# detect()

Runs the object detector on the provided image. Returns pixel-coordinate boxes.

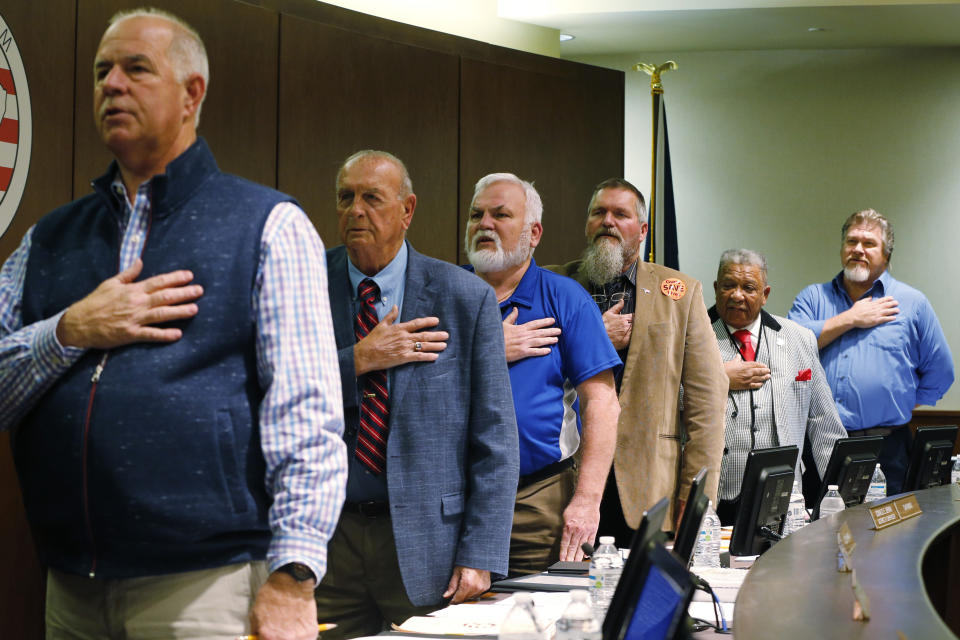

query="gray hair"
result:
[108,8,209,127]
[718,248,768,284]
[337,150,413,197]
[472,173,542,224]
[841,208,894,262]
[589,178,647,224]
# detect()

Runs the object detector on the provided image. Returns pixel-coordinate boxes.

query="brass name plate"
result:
[894,494,922,521]
[869,494,922,530]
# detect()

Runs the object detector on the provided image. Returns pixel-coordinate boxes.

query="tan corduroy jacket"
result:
[548,260,728,529]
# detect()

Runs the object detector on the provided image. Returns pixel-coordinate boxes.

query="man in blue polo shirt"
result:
[789,209,954,495]
[465,173,621,575]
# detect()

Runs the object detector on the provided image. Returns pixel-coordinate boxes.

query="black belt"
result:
[342,500,390,518]
[853,423,909,438]
[518,457,574,490]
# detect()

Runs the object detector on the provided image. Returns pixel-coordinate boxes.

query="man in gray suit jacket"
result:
[709,249,846,526]
[315,150,519,638]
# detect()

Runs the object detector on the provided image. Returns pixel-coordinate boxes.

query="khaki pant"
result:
[314,511,435,640]
[508,465,576,576]
[46,562,268,640]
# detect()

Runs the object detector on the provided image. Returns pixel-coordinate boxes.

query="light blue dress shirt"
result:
[788,270,954,430]
[345,241,408,502]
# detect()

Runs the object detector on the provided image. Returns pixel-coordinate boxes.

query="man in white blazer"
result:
[708,249,846,525]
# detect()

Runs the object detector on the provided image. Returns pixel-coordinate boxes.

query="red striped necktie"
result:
[355,279,389,474]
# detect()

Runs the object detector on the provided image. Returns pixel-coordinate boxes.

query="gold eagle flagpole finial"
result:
[633,61,677,93]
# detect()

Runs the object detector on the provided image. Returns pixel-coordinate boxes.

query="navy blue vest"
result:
[16,138,293,578]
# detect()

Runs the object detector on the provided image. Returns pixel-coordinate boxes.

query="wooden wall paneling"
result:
[277,14,460,261]
[0,0,77,257]
[0,2,77,638]
[459,57,624,266]
[910,410,960,456]
[73,0,279,196]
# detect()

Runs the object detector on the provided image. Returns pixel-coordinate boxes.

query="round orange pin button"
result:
[660,278,687,300]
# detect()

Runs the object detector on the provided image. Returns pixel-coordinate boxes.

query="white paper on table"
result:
[510,574,593,588]
[689,567,749,589]
[412,591,572,636]
[395,616,501,635]
[688,600,735,624]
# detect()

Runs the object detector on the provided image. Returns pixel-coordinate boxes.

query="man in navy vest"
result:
[0,9,345,639]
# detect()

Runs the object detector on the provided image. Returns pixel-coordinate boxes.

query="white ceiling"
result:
[498,1,960,55]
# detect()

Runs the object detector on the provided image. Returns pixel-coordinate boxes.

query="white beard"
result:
[580,236,627,286]
[844,263,870,283]
[467,226,533,273]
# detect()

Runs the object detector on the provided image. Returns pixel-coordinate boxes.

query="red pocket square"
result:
[795,369,812,381]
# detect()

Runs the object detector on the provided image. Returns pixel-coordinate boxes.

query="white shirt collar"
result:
[725,313,762,341]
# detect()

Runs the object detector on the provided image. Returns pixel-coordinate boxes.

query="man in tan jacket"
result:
[547,178,727,539]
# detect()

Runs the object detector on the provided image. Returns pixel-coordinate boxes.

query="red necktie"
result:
[355,279,389,474]
[733,329,755,362]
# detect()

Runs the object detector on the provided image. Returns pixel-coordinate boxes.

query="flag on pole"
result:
[645,98,679,270]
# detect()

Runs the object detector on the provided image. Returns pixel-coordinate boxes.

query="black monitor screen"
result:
[603,498,668,639]
[904,426,959,492]
[812,436,883,519]
[623,562,687,640]
[609,542,694,640]
[729,445,798,557]
[672,467,708,566]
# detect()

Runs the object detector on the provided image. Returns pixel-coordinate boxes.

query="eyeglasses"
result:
[592,292,630,309]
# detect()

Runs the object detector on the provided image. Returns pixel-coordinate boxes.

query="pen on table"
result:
[235,622,337,640]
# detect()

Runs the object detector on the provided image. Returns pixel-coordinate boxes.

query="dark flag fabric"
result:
[644,98,679,270]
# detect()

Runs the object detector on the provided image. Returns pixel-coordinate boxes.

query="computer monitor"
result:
[811,436,884,520]
[671,467,708,567]
[903,425,959,492]
[604,540,695,640]
[729,445,798,557]
[602,498,669,639]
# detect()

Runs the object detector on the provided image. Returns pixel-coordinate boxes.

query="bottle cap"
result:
[514,593,533,604]
[599,536,615,545]
[828,484,839,491]
[570,590,589,602]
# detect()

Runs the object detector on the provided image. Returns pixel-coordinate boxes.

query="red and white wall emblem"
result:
[0,13,31,239]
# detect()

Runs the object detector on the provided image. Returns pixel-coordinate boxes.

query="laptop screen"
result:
[622,551,689,640]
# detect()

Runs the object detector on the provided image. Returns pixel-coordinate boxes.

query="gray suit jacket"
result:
[326,242,519,606]
[709,308,846,501]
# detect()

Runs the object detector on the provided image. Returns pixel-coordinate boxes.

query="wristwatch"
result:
[276,562,316,583]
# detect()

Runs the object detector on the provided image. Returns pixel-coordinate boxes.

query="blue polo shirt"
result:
[466,259,621,475]
[788,270,954,431]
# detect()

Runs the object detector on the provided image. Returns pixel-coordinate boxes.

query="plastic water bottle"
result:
[818,484,846,519]
[588,536,622,615]
[864,464,887,502]
[783,479,807,535]
[499,593,544,640]
[555,590,601,640]
[692,500,721,568]
[951,456,960,485]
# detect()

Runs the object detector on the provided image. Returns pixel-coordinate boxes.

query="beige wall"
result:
[573,46,960,410]
[317,0,561,56]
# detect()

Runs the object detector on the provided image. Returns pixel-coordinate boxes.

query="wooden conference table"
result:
[734,483,960,639]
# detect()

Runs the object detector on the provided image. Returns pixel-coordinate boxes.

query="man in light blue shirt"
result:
[789,209,954,494]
